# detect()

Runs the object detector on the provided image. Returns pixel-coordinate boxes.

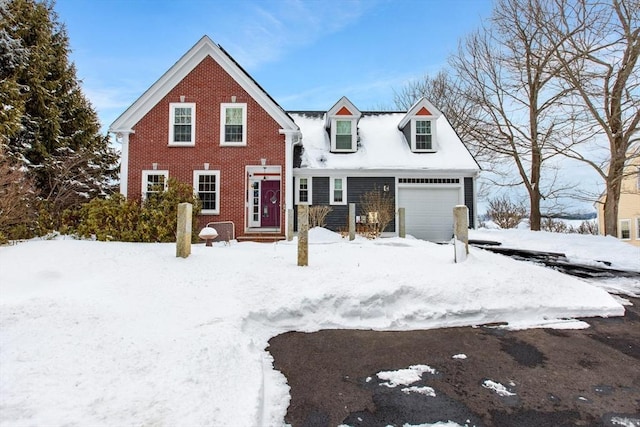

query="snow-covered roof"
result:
[291,111,480,173]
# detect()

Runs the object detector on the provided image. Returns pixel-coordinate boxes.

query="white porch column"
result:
[113,130,133,198]
[280,129,300,240]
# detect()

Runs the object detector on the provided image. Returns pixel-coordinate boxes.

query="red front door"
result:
[260,180,280,228]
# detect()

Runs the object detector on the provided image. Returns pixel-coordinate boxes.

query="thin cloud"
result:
[220,0,377,69]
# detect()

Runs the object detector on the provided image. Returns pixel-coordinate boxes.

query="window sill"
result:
[220,142,247,147]
[200,210,220,215]
[168,142,195,147]
[412,149,437,153]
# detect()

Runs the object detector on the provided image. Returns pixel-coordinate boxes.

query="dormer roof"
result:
[324,96,362,128]
[398,97,442,130]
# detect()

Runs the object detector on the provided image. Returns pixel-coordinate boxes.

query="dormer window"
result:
[326,97,361,153]
[333,119,356,151]
[414,119,433,151]
[398,98,442,153]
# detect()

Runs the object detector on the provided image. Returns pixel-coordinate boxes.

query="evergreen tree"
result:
[0,0,118,230]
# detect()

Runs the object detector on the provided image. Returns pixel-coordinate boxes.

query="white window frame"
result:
[330,177,347,205]
[410,117,437,152]
[193,170,221,215]
[330,118,357,152]
[220,103,247,146]
[168,103,196,146]
[636,217,640,240]
[141,170,169,200]
[295,177,312,205]
[620,219,631,240]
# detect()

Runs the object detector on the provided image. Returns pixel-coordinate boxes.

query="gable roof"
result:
[110,35,298,132]
[397,97,442,129]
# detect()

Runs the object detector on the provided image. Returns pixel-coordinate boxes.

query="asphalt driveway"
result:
[268,297,640,427]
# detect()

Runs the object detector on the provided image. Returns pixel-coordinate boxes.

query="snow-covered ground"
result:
[1,228,638,426]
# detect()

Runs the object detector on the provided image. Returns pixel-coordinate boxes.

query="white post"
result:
[115,131,132,197]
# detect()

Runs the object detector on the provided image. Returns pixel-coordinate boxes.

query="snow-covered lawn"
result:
[1,228,638,426]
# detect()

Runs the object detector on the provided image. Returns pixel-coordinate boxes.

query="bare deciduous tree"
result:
[540,0,640,237]
[450,0,586,230]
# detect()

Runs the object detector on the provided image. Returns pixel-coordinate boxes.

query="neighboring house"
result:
[597,156,640,247]
[291,96,480,242]
[110,36,480,242]
[109,36,300,241]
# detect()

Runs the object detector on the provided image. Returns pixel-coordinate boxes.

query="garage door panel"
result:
[398,187,461,242]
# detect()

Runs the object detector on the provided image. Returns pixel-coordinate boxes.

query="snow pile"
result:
[377,365,437,388]
[482,379,516,397]
[0,228,632,426]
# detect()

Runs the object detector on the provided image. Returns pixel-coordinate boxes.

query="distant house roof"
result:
[290,111,480,172]
[110,35,298,133]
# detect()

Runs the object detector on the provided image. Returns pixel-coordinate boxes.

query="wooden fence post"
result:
[453,205,469,263]
[176,202,192,258]
[398,207,406,238]
[298,205,309,266]
[348,203,356,241]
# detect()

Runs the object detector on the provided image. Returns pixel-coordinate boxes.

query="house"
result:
[110,36,480,242]
[597,156,640,247]
[109,36,300,241]
[291,97,480,241]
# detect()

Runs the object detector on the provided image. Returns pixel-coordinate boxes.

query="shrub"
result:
[309,205,332,228]
[65,178,201,242]
[359,186,394,238]
[486,196,527,229]
[541,217,568,233]
[573,220,598,235]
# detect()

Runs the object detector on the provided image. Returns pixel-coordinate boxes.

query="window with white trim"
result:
[169,103,195,146]
[141,170,168,199]
[330,118,357,152]
[330,177,347,205]
[220,103,247,145]
[636,217,640,240]
[193,170,220,215]
[411,118,436,152]
[620,219,631,240]
[295,177,312,204]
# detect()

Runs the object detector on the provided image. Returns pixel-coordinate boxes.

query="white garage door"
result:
[398,187,461,242]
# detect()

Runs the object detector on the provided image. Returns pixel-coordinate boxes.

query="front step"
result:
[236,234,287,243]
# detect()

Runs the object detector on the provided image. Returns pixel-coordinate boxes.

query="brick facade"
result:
[127,56,287,237]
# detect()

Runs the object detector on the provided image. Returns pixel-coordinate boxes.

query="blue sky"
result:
[54,0,493,131]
